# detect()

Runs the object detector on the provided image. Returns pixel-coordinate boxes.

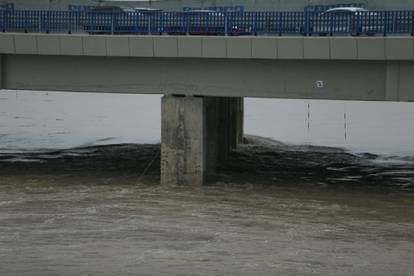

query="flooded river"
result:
[1,90,414,275]
[1,168,414,275]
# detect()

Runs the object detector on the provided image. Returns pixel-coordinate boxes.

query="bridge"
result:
[1,10,414,186]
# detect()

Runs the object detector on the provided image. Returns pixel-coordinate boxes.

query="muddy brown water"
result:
[1,140,414,275]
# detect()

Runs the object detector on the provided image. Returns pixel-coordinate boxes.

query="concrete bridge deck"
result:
[1,33,414,102]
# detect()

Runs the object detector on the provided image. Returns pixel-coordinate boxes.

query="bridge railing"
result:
[1,10,414,36]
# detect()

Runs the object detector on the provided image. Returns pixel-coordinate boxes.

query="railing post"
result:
[70,11,75,34]
[206,13,209,34]
[329,12,334,36]
[159,12,163,35]
[38,11,42,33]
[24,11,28,33]
[351,13,355,36]
[278,12,282,36]
[253,12,257,35]
[185,14,189,35]
[67,11,71,34]
[304,11,309,36]
[67,11,75,34]
[76,11,80,34]
[356,12,361,36]
[147,14,152,35]
[40,11,47,33]
[223,12,226,35]
[224,12,228,35]
[1,9,5,32]
[111,12,115,34]
[44,11,49,33]
[411,11,414,36]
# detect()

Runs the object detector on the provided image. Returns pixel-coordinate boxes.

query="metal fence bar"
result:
[411,11,414,36]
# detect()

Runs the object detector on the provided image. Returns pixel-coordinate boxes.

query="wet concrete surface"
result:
[1,137,414,275]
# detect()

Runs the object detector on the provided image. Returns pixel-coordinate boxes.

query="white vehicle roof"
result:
[325,7,369,13]
[134,7,162,12]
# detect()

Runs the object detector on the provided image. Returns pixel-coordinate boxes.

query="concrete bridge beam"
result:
[161,95,244,186]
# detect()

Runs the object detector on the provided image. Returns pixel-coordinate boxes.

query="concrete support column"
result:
[161,95,244,186]
[205,97,222,174]
[234,97,244,145]
[205,97,244,172]
[161,95,205,186]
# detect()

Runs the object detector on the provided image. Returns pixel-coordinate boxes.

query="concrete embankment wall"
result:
[2,0,414,11]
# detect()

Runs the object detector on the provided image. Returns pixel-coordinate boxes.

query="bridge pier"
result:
[161,95,244,186]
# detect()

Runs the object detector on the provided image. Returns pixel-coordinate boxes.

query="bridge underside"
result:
[1,54,413,102]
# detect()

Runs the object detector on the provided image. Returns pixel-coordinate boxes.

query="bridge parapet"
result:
[1,33,414,60]
[1,9,414,36]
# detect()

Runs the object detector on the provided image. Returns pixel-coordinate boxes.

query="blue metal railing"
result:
[1,10,414,36]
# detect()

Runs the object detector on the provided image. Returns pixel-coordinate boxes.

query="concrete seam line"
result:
[152,37,155,57]
[303,38,306,59]
[225,37,228,58]
[35,35,38,54]
[103,36,108,57]
[58,36,62,56]
[176,36,179,57]
[81,37,85,56]
[275,38,278,59]
[12,35,16,54]
[251,37,255,58]
[356,38,359,60]
[128,37,132,56]
[397,62,401,100]
[126,37,131,57]
[329,38,332,60]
